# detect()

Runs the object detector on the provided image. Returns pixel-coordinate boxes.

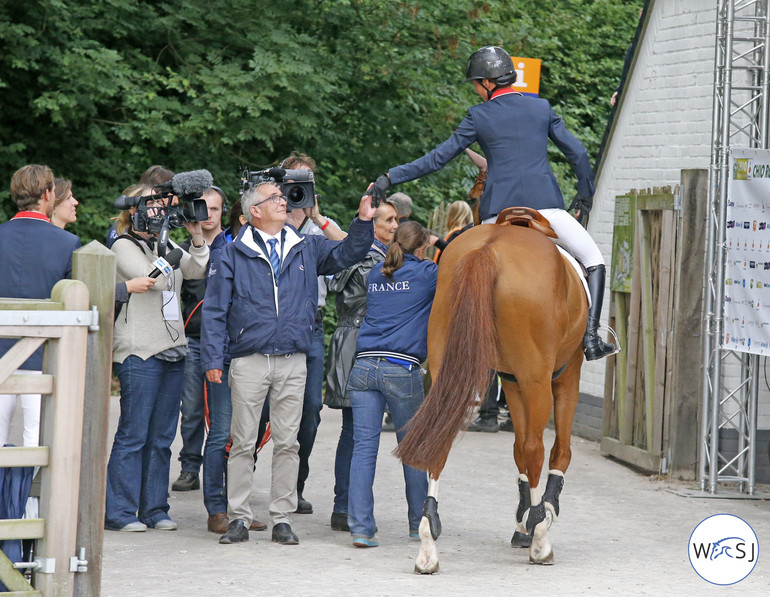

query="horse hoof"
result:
[511,530,532,548]
[529,549,554,565]
[414,563,440,575]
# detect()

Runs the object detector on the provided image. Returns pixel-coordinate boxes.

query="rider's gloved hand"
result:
[368,174,391,207]
[568,193,593,217]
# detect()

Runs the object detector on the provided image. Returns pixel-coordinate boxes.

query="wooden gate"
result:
[602,170,707,479]
[1,241,115,597]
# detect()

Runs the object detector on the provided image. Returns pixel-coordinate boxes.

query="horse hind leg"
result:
[414,475,442,574]
[523,470,565,564]
[511,474,532,548]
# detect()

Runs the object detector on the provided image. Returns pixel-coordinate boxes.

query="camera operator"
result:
[280,152,344,516]
[201,180,375,545]
[105,184,209,533]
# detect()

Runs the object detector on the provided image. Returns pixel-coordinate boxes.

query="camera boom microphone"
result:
[169,169,214,197]
[149,248,183,278]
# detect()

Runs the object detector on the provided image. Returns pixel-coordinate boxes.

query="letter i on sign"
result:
[510,56,542,97]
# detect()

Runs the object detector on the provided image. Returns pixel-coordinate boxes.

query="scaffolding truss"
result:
[701,0,770,494]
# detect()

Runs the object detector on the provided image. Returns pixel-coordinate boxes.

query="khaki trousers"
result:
[227,352,306,526]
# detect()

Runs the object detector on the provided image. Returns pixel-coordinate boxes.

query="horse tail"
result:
[395,244,499,473]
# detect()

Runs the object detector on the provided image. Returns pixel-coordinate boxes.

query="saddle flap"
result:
[495,207,558,239]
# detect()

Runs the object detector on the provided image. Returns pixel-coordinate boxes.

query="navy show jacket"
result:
[389,92,594,221]
[200,216,373,372]
[0,215,81,369]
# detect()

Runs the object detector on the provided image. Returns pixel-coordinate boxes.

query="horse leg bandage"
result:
[422,496,442,540]
[516,476,531,524]
[543,471,564,518]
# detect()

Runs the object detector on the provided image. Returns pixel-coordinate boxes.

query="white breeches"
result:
[482,208,604,268]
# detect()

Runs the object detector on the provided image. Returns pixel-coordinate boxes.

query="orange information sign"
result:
[510,56,541,96]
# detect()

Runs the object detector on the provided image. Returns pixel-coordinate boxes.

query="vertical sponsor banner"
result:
[611,194,635,293]
[510,56,541,97]
[724,148,770,354]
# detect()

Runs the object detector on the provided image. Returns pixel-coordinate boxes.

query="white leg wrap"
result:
[415,476,441,574]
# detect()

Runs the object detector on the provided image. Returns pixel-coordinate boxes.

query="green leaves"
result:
[0,0,643,241]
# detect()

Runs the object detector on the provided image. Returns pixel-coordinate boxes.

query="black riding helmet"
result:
[464,46,517,86]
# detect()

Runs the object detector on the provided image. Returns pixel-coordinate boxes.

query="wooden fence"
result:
[601,170,707,479]
[0,242,115,597]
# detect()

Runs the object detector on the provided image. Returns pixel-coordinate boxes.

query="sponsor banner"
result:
[724,148,770,354]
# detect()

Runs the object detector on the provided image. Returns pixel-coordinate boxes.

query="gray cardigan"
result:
[112,236,209,364]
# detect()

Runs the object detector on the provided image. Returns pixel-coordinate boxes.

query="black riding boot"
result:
[583,264,618,361]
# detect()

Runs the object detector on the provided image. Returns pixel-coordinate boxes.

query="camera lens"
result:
[286,184,305,204]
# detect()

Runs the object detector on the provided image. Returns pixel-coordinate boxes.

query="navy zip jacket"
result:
[200,216,373,371]
[389,92,594,221]
[355,254,438,365]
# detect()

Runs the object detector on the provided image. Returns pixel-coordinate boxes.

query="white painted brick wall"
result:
[585,1,770,430]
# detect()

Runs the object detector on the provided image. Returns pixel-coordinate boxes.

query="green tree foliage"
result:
[0,0,642,240]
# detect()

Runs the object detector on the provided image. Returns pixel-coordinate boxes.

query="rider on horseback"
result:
[371,45,617,361]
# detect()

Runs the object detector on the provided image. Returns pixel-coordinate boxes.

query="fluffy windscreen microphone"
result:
[149,248,184,278]
[169,169,214,198]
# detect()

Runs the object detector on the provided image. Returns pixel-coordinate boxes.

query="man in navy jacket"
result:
[0,164,81,448]
[202,181,375,545]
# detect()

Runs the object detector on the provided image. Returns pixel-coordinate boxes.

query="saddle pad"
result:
[556,246,591,309]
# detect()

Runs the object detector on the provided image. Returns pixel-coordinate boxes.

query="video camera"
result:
[241,167,315,211]
[114,169,213,236]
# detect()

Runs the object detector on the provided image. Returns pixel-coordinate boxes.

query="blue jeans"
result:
[178,338,205,473]
[333,407,353,514]
[202,364,232,515]
[346,357,428,538]
[105,355,184,528]
[297,320,324,496]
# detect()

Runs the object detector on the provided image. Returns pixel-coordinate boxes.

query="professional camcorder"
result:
[241,167,316,211]
[114,169,213,235]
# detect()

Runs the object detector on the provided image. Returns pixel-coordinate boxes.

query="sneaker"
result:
[409,530,420,540]
[468,416,499,432]
[352,536,378,548]
[171,471,200,491]
[498,416,514,433]
[151,519,178,531]
[330,512,349,531]
[382,413,395,432]
[113,521,147,532]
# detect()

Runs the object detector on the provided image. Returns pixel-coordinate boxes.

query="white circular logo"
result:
[689,514,759,585]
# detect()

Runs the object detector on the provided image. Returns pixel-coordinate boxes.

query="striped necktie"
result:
[267,238,281,285]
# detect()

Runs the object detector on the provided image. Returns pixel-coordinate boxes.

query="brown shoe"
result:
[207,512,229,534]
[249,519,267,532]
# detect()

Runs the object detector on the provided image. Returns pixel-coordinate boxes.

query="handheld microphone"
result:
[149,248,183,278]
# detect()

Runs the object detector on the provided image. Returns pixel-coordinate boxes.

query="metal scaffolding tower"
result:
[701,0,770,494]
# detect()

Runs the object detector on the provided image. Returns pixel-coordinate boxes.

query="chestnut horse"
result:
[395,220,587,573]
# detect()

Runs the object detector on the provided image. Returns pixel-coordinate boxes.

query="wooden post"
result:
[667,170,708,479]
[34,279,89,597]
[637,210,656,450]
[72,242,115,597]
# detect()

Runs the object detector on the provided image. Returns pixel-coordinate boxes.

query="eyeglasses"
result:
[253,194,287,207]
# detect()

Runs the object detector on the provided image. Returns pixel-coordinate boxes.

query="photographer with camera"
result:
[201,177,375,546]
[280,152,344,516]
[105,181,209,533]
